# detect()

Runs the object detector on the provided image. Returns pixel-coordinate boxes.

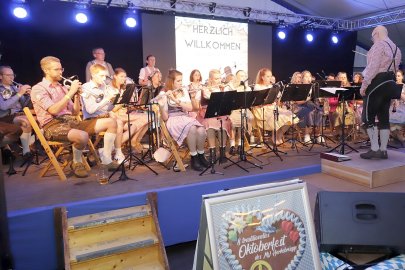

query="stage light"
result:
[11,0,29,19]
[306,33,314,42]
[75,12,88,24]
[209,2,216,13]
[331,34,339,44]
[277,30,286,40]
[13,6,28,19]
[243,7,251,18]
[124,3,137,28]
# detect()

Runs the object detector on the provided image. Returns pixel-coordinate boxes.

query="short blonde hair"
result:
[89,64,107,75]
[40,56,60,73]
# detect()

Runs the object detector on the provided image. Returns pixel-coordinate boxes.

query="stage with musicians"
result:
[4,133,405,269]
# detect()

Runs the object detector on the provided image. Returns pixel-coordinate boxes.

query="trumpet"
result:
[60,75,79,88]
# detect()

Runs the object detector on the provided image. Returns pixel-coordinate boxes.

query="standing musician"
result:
[156,69,208,171]
[188,69,204,119]
[110,68,149,158]
[226,70,255,154]
[389,70,405,142]
[138,55,160,87]
[0,66,33,159]
[197,69,232,164]
[253,68,297,145]
[80,64,120,170]
[360,25,402,159]
[85,48,114,82]
[31,56,111,177]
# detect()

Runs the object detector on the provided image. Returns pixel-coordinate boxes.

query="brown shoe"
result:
[71,162,88,178]
[105,161,120,171]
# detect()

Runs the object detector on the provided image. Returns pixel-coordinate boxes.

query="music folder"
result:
[320,152,351,162]
[114,83,137,105]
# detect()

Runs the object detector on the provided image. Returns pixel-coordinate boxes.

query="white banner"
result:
[175,16,248,82]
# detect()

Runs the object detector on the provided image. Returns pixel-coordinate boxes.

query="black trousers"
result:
[362,72,396,130]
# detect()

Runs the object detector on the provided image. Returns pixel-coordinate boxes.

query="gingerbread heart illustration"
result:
[219,209,306,270]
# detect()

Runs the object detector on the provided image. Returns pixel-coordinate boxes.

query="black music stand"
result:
[200,91,249,175]
[253,87,287,161]
[306,81,340,151]
[109,84,158,184]
[224,91,263,172]
[328,87,360,155]
[280,84,311,152]
[138,86,162,162]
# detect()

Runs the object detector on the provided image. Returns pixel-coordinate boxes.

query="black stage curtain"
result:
[0,0,144,84]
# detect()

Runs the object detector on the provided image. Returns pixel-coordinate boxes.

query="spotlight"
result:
[74,4,88,24]
[75,12,88,24]
[124,3,137,28]
[209,2,216,13]
[277,30,286,40]
[331,34,339,44]
[243,7,251,18]
[12,1,29,19]
[306,33,314,42]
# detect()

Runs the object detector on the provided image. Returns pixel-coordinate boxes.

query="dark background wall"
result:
[272,28,358,81]
[0,0,356,85]
[0,0,144,84]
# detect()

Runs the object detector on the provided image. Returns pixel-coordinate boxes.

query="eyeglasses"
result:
[2,73,16,77]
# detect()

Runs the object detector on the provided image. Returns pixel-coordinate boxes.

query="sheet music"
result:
[320,87,348,94]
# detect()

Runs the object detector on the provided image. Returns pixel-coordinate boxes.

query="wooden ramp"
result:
[321,150,405,188]
[54,193,169,270]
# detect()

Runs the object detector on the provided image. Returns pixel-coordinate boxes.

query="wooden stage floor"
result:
[4,140,405,212]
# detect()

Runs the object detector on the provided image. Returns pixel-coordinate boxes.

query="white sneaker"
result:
[114,152,125,164]
[304,134,311,143]
[317,136,325,143]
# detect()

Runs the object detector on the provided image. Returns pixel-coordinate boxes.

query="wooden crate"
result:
[55,193,169,270]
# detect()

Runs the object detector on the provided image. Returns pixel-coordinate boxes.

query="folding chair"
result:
[152,105,187,172]
[23,107,94,181]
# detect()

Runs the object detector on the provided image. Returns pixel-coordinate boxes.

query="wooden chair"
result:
[23,108,95,181]
[153,105,187,172]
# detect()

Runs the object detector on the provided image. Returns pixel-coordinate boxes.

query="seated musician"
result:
[80,64,121,170]
[294,70,323,143]
[328,72,356,135]
[110,68,149,159]
[197,69,232,164]
[0,66,34,159]
[253,68,297,145]
[389,70,405,142]
[138,69,163,105]
[31,57,115,177]
[291,71,302,84]
[156,69,208,171]
[352,72,363,85]
[226,70,256,154]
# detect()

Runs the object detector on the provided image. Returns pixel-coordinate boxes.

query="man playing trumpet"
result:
[0,65,33,159]
[31,56,118,178]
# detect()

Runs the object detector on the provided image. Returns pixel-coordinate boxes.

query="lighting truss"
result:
[54,0,405,31]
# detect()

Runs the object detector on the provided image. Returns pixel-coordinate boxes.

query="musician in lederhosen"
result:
[0,66,33,159]
[360,26,402,159]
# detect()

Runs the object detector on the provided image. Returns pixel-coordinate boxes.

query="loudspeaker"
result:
[315,191,405,254]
